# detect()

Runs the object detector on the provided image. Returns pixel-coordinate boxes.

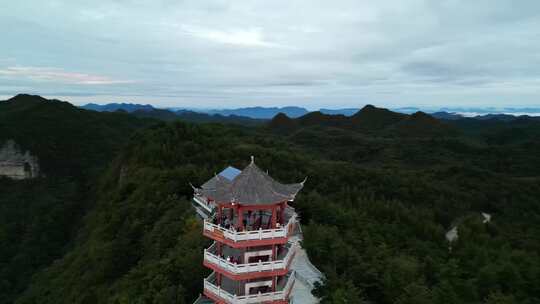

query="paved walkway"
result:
[290,277,319,304]
[288,225,322,304]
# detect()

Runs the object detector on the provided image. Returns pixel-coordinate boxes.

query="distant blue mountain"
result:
[430,112,540,121]
[392,107,422,114]
[204,106,309,119]
[199,106,368,118]
[474,114,527,122]
[430,112,464,120]
[79,103,264,125]
[80,103,540,121]
[319,108,359,116]
[81,103,155,113]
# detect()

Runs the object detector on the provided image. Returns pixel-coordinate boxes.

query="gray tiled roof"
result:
[201,171,232,190]
[197,159,304,205]
[200,166,242,190]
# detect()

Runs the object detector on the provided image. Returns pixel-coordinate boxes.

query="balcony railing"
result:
[203,213,297,243]
[204,271,295,304]
[204,242,298,275]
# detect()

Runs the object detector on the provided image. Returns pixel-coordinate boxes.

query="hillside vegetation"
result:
[0,95,154,303]
[2,96,540,304]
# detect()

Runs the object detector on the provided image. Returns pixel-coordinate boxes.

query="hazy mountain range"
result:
[81,103,155,113]
[81,103,540,121]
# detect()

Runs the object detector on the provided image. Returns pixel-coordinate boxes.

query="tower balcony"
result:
[193,194,214,213]
[203,271,295,304]
[203,212,298,248]
[204,241,299,280]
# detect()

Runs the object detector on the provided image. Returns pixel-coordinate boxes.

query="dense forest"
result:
[1,95,540,304]
[0,95,155,303]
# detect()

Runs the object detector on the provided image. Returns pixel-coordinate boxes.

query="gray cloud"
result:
[1,0,539,108]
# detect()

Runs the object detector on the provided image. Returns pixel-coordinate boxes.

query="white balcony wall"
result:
[204,242,299,274]
[204,271,296,304]
[204,214,297,242]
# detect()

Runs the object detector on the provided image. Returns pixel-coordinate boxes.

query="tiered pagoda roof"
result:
[196,157,305,205]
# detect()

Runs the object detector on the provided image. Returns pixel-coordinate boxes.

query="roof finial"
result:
[300,176,308,186]
[250,155,254,164]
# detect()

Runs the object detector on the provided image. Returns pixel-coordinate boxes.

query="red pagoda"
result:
[192,157,304,304]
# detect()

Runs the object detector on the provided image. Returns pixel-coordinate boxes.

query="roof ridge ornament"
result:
[300,177,308,185]
[250,155,255,164]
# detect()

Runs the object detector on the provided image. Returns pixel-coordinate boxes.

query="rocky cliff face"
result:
[0,140,40,180]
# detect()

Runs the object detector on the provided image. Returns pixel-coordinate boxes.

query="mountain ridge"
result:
[79,102,540,121]
[268,105,458,137]
[81,103,155,113]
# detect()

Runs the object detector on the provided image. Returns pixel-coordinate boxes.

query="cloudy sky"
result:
[1,0,540,109]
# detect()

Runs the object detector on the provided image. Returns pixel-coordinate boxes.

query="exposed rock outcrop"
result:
[0,140,40,180]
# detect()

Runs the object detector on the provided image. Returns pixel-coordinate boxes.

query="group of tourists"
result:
[214,211,276,231]
[219,254,240,264]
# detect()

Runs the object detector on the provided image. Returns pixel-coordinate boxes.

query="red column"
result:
[238,206,243,230]
[272,244,277,291]
[271,206,277,228]
[280,202,286,225]
[217,205,222,225]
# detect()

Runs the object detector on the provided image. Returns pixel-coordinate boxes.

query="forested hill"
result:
[269,105,540,176]
[2,95,540,304]
[0,94,155,177]
[0,94,155,303]
[81,102,265,126]
[269,104,458,136]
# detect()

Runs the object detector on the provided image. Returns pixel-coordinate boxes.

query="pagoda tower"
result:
[192,157,304,304]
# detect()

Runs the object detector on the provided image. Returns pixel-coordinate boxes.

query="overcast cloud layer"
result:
[1,0,540,108]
